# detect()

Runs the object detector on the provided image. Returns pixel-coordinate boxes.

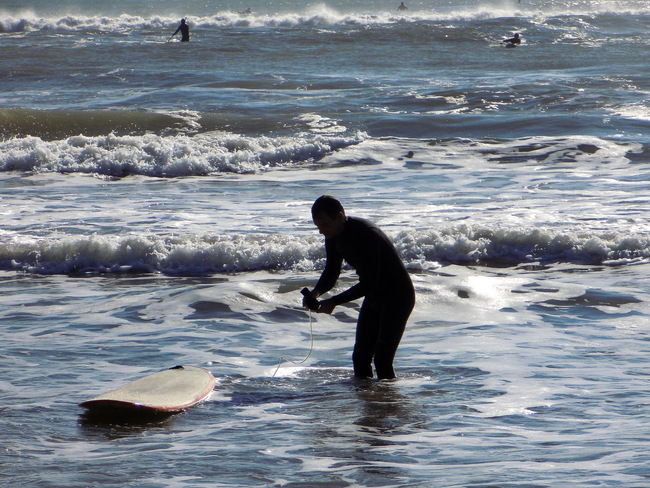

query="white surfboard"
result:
[80,365,216,417]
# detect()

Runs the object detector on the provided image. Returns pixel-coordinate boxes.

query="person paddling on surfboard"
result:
[302,195,415,380]
[170,18,190,42]
[502,33,521,46]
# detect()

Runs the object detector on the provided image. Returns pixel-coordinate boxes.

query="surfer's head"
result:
[312,195,346,239]
[312,195,345,219]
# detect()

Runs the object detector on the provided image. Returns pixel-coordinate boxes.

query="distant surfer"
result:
[302,195,415,380]
[170,18,189,42]
[397,2,408,11]
[240,8,252,15]
[501,33,521,46]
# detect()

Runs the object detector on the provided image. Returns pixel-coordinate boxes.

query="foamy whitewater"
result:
[1,0,649,487]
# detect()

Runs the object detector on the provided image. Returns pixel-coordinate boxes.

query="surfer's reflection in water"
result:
[303,196,415,380]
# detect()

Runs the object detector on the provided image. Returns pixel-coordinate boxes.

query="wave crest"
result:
[0,130,365,177]
[4,3,649,34]
[2,226,648,275]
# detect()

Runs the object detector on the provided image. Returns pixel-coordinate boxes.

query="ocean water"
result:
[1,0,649,486]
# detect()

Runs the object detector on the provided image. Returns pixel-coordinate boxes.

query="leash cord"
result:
[271,310,314,378]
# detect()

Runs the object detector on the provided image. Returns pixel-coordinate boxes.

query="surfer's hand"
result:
[316,299,336,315]
[302,296,320,311]
[300,288,320,311]
[301,288,320,311]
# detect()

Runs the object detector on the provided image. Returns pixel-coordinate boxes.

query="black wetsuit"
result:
[314,217,415,379]
[174,23,189,42]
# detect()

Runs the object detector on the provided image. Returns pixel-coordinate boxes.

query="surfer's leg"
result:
[373,295,415,380]
[352,299,379,378]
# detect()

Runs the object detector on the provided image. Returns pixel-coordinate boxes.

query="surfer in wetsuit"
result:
[502,33,521,46]
[171,18,190,42]
[397,2,408,11]
[303,195,415,380]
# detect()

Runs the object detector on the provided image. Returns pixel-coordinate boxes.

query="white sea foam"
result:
[3,0,650,34]
[1,224,648,275]
[0,131,366,177]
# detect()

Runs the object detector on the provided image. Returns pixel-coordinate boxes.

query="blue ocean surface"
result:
[1,0,649,486]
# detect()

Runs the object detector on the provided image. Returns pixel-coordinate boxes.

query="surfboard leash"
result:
[271,309,315,378]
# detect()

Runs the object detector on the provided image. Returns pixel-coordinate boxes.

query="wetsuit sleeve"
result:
[314,238,343,295]
[331,283,365,305]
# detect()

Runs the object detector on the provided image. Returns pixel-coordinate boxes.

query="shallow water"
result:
[2,262,649,487]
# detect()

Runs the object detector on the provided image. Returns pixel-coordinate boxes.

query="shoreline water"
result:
[2,261,649,486]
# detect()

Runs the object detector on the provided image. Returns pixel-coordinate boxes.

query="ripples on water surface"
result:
[2,263,649,487]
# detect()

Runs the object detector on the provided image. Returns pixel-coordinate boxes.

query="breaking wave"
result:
[0,125,365,177]
[1,225,648,275]
[3,2,650,34]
